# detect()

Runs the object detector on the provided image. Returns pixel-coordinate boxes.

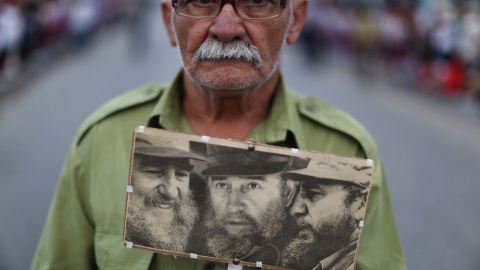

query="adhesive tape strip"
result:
[359,220,364,228]
[127,186,133,193]
[227,264,243,270]
[256,261,263,267]
[291,148,299,154]
[366,159,374,167]
[201,136,210,142]
[139,126,145,133]
[190,253,198,259]
[126,242,133,248]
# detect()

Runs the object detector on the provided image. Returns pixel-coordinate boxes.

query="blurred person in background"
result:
[0,0,151,91]
[352,3,378,76]
[456,2,480,68]
[322,1,353,52]
[416,3,439,92]
[464,65,480,117]
[442,52,466,99]
[377,4,410,83]
[68,0,97,51]
[38,0,68,50]
[20,1,40,63]
[297,0,325,64]
[0,0,24,80]
[420,4,459,96]
[457,2,480,110]
[30,0,406,269]
[127,0,151,60]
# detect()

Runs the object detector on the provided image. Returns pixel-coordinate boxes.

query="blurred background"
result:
[0,0,479,269]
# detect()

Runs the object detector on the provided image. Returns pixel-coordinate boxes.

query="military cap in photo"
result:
[134,136,208,161]
[283,161,372,190]
[201,144,309,176]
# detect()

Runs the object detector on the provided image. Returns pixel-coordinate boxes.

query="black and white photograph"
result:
[3,1,479,270]
[124,127,374,270]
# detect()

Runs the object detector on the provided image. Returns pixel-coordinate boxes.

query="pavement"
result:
[1,6,480,270]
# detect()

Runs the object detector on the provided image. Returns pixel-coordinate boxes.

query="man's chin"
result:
[224,223,254,237]
[205,230,257,259]
[282,236,320,269]
[146,208,175,222]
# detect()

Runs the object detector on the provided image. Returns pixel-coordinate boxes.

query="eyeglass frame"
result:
[171,0,288,20]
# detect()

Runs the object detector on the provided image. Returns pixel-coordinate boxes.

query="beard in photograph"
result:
[126,192,198,252]
[202,197,286,259]
[282,212,356,270]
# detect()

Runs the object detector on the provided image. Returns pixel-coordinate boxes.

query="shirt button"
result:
[306,105,315,112]
[146,88,154,95]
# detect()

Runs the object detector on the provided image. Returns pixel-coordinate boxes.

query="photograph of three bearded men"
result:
[124,131,373,270]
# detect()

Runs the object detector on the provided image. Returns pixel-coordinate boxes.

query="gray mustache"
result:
[193,40,262,68]
[223,213,256,225]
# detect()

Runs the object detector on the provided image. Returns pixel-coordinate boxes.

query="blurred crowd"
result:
[2,0,480,117]
[0,0,148,86]
[300,0,480,116]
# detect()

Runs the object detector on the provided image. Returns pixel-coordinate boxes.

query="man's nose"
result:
[226,190,246,213]
[209,3,246,42]
[157,171,178,199]
[289,198,308,216]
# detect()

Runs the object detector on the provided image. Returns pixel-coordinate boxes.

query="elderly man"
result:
[31,0,406,269]
[189,145,306,266]
[282,161,372,270]
[125,136,206,252]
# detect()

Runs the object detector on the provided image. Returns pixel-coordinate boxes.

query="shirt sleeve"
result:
[30,143,96,270]
[355,157,406,270]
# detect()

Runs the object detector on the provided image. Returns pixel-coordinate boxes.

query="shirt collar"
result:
[148,69,304,146]
[248,74,304,147]
[148,70,195,134]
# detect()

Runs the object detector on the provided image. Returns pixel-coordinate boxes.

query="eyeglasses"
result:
[172,0,287,20]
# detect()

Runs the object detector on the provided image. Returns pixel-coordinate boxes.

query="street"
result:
[1,8,480,270]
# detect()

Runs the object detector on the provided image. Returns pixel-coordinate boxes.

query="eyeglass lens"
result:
[174,0,284,19]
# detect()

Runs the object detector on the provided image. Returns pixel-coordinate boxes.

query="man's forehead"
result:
[210,174,281,181]
[136,155,192,167]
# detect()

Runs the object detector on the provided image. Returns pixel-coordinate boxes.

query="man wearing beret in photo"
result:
[190,145,308,267]
[282,161,372,270]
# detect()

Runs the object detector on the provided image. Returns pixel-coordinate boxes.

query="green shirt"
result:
[31,71,406,270]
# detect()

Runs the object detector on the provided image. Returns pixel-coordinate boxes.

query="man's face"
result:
[203,173,287,258]
[282,181,358,269]
[209,173,285,236]
[162,0,308,91]
[290,181,356,229]
[126,157,198,252]
[131,159,191,223]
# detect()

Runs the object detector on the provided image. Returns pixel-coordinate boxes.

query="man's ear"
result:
[350,194,367,221]
[161,0,177,47]
[286,0,308,45]
[284,180,299,207]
